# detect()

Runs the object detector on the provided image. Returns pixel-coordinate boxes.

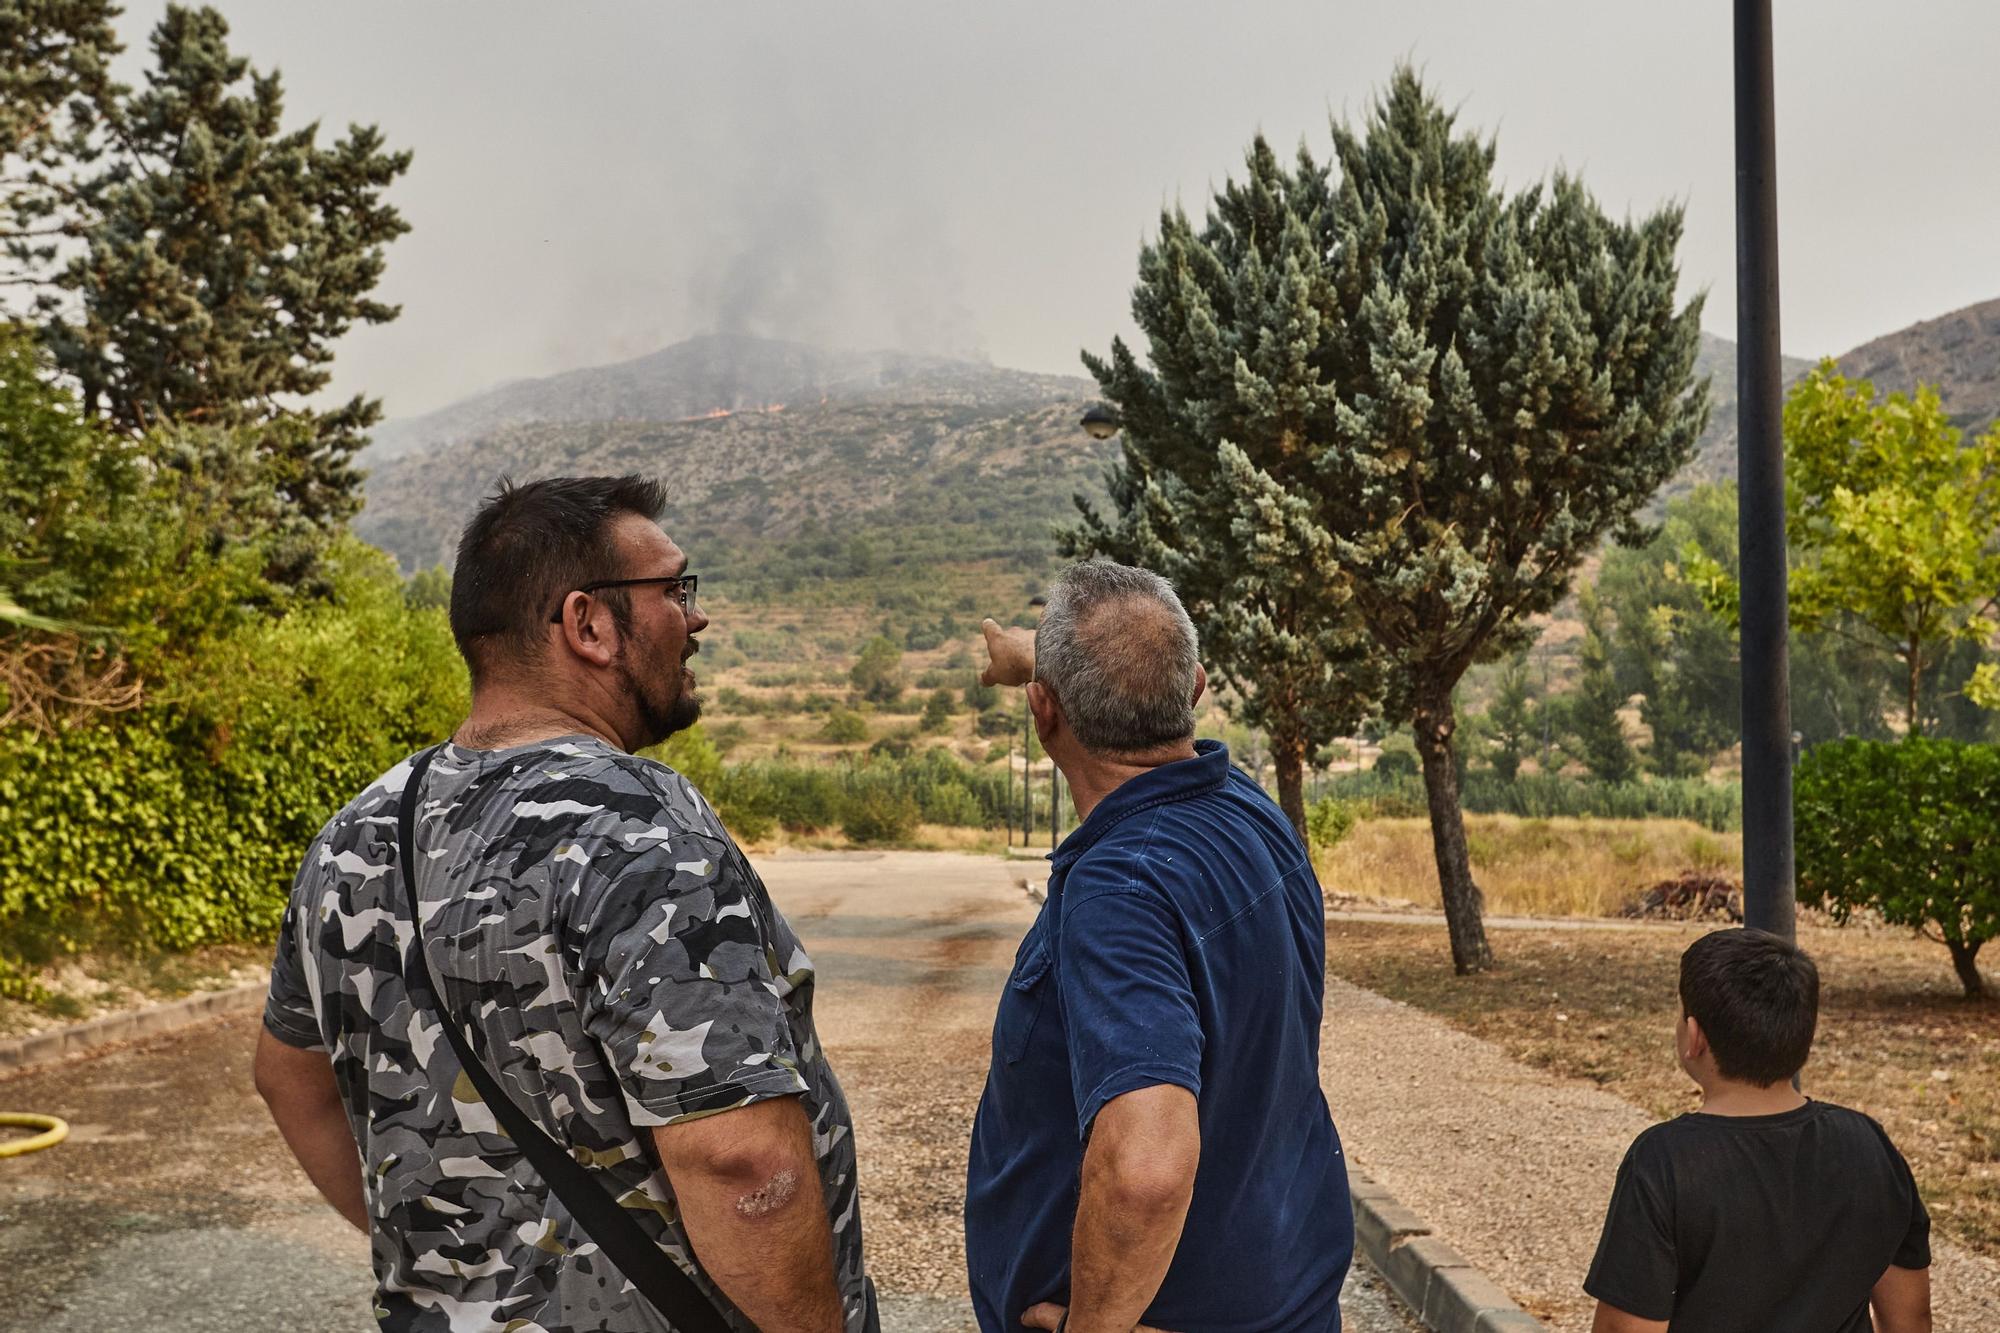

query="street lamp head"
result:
[1080,404,1120,440]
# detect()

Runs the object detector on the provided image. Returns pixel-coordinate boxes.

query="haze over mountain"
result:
[356,299,2000,590]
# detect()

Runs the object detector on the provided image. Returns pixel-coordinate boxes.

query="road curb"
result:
[0,980,265,1076]
[1350,1167,1547,1333]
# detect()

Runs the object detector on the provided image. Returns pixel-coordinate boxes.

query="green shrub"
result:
[0,542,467,995]
[841,783,920,845]
[1372,742,1419,780]
[1317,770,1742,831]
[818,709,868,744]
[1305,797,1357,854]
[1796,738,1998,998]
[921,688,955,733]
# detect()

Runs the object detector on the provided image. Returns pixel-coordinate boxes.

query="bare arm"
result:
[1023,1084,1198,1333]
[980,618,1036,687]
[1590,1301,1669,1333]
[1870,1265,1931,1333]
[652,1095,844,1333]
[254,1027,367,1232]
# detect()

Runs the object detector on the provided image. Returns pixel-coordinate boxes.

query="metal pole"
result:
[1022,696,1034,843]
[1735,0,1796,942]
[1006,731,1015,847]
[1050,766,1059,850]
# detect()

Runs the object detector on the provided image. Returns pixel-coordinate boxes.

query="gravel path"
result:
[0,850,1417,1332]
[1319,974,2000,1331]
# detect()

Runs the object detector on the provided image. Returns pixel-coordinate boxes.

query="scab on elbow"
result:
[733,1166,800,1220]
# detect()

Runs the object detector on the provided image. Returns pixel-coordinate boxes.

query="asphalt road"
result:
[0,850,1417,1333]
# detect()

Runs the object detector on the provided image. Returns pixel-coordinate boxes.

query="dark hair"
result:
[1678,928,1819,1086]
[449,475,668,683]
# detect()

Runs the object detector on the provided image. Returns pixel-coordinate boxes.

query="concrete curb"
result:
[0,980,265,1076]
[1351,1167,1547,1333]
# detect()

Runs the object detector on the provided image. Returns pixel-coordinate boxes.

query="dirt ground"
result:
[1324,917,2000,1259]
[0,850,1416,1332]
[1322,917,2000,1330]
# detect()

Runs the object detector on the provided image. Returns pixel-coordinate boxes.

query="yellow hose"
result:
[0,1112,69,1158]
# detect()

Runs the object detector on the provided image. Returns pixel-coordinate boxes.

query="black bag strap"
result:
[396,744,733,1333]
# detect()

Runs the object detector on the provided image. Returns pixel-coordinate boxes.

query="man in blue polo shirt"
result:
[965,560,1353,1333]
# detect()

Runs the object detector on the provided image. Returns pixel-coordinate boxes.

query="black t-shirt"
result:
[1585,1100,1930,1332]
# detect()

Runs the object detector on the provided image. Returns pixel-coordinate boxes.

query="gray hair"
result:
[1035,559,1200,754]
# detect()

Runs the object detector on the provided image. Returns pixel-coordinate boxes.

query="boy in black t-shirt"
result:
[1585,928,1932,1333]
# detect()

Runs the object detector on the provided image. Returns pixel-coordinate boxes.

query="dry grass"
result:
[739,822,1009,857]
[1315,814,1742,917]
[1324,918,2000,1259]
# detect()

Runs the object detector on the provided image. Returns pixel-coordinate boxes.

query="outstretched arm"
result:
[980,617,1036,687]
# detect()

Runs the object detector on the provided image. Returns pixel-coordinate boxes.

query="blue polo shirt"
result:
[965,740,1352,1333]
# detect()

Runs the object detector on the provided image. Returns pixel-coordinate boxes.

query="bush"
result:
[818,709,868,744]
[921,687,955,733]
[841,783,920,845]
[0,543,467,996]
[849,635,905,704]
[1796,738,1998,998]
[1306,797,1357,854]
[1316,770,1742,831]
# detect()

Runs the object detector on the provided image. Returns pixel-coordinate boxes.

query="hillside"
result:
[1670,333,1816,498]
[364,333,1087,462]
[1837,296,2000,437]
[355,343,1118,630]
[358,299,2000,596]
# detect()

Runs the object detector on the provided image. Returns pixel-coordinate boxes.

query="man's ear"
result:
[1681,1013,1709,1063]
[1026,680,1060,742]
[1191,664,1207,709]
[554,594,619,668]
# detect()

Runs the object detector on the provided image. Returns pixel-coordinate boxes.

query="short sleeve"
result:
[569,837,810,1127]
[1881,1129,1932,1270]
[1583,1137,1678,1322]
[1057,883,1203,1138]
[263,894,327,1051]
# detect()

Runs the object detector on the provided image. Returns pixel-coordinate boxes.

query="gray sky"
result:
[118,1,2000,419]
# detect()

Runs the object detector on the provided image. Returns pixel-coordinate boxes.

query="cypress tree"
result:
[1077,68,1705,971]
[1067,138,1381,840]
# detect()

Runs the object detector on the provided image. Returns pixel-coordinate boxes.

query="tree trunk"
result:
[1906,641,1923,738]
[1272,726,1308,844]
[1945,937,1987,1000]
[1412,688,1494,974]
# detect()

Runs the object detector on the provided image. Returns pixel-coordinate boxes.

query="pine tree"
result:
[0,0,120,293]
[1076,68,1706,971]
[1561,596,1638,783]
[1480,659,1536,781]
[32,5,410,527]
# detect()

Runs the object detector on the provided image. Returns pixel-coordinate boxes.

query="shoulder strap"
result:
[396,745,733,1333]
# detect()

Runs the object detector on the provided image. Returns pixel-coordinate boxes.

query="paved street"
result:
[0,850,1415,1332]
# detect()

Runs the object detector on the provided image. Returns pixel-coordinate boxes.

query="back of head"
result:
[450,475,668,686]
[1679,928,1819,1086]
[1034,559,1199,755]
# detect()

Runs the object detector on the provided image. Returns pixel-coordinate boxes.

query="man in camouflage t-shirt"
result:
[256,477,868,1333]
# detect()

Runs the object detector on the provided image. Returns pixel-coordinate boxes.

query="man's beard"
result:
[618,644,700,748]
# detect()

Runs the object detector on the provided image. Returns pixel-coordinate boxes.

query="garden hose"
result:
[0,1112,69,1157]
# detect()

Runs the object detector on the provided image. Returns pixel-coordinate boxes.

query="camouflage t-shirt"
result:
[263,736,867,1332]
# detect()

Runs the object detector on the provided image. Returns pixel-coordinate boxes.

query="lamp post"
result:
[1735,0,1795,943]
[1024,594,1047,846]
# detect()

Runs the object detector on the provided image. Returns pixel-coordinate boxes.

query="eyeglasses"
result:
[548,574,698,623]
